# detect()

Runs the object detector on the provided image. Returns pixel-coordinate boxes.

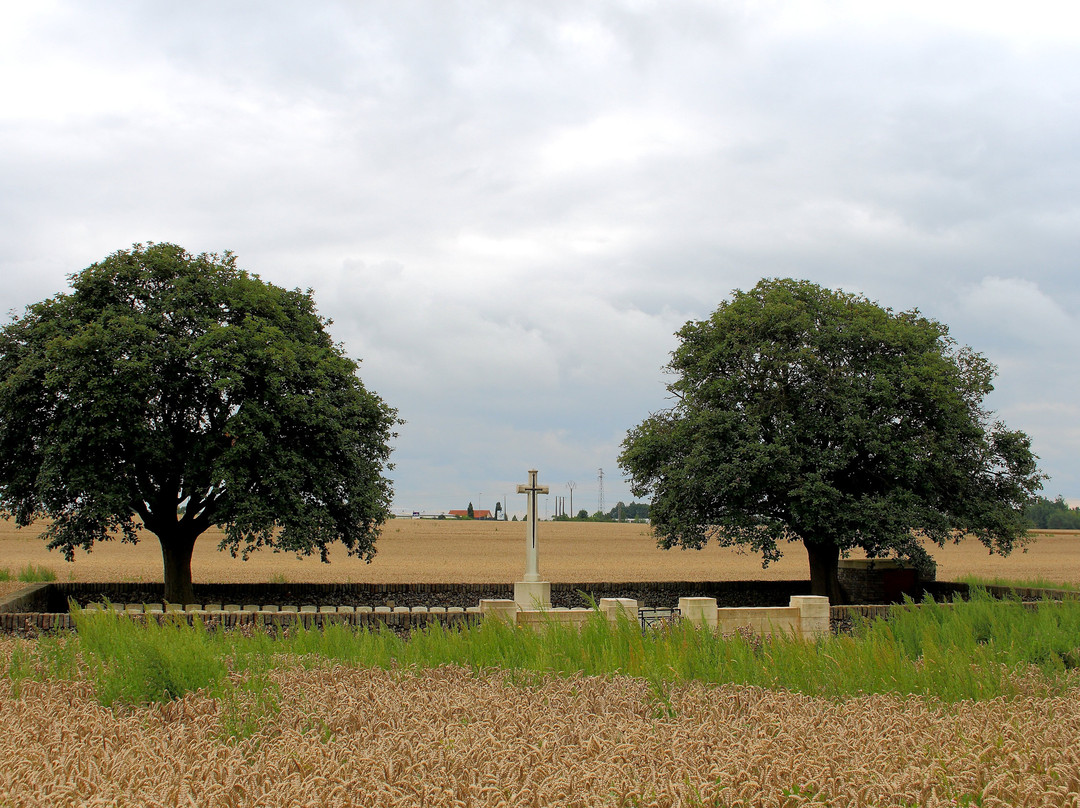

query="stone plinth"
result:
[514,580,551,610]
[789,595,830,639]
[599,597,639,622]
[479,599,519,623]
[679,596,719,628]
[516,607,593,628]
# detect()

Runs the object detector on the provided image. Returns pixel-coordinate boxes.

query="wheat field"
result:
[4,519,1080,806]
[2,517,1079,591]
[2,657,1079,807]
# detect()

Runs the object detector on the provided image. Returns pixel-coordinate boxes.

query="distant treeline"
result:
[554,501,650,522]
[551,497,1078,528]
[1025,496,1080,530]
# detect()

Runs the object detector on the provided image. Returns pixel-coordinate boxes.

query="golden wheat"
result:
[3,518,1080,587]
[2,639,1079,807]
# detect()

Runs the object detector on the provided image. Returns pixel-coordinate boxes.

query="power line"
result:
[597,468,604,516]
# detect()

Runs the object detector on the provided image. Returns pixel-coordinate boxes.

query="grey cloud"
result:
[2,0,1078,509]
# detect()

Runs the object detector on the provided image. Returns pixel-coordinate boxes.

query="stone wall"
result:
[679,595,831,640]
[837,559,922,604]
[8,579,814,614]
[5,583,1077,637]
[0,607,475,637]
[0,583,49,613]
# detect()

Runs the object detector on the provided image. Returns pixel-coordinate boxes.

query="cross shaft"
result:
[516,469,549,582]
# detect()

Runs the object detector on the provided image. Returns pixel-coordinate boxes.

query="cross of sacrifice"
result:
[517,469,549,583]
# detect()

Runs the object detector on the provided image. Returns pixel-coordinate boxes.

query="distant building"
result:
[448,509,493,520]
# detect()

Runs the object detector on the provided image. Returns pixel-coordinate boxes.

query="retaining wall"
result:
[4,579,1076,636]
[8,579,816,614]
[0,607,475,636]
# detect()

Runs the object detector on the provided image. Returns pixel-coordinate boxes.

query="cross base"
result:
[514,580,551,610]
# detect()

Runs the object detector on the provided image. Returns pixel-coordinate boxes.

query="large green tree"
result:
[0,243,399,604]
[619,278,1042,602]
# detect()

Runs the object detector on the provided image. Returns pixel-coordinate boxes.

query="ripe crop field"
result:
[3,519,1080,806]
[1,657,1079,808]
[2,517,1079,590]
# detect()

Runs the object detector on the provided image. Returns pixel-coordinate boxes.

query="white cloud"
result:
[2,0,1080,507]
[538,113,705,175]
[955,277,1079,349]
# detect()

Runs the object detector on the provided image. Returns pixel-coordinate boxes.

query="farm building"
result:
[448,509,493,520]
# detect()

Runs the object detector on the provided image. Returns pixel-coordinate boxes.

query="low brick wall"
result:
[837,559,921,604]
[0,607,476,637]
[0,583,49,613]
[829,587,1080,632]
[5,579,1076,637]
[0,612,75,635]
[7,579,816,615]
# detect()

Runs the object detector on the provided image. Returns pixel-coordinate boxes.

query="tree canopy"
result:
[1025,496,1080,530]
[0,243,399,603]
[555,502,651,522]
[607,501,651,522]
[619,278,1043,602]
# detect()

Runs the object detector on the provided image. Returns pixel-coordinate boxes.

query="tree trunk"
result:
[158,532,198,605]
[803,539,846,604]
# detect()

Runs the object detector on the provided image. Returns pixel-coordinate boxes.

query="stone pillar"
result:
[679,597,718,629]
[599,597,639,623]
[514,582,552,610]
[790,595,830,640]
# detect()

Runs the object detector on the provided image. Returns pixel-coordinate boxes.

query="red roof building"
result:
[448,509,493,519]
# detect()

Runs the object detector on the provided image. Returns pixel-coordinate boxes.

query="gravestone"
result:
[514,469,552,609]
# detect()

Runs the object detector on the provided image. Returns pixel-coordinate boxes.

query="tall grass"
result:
[9,608,226,706]
[7,589,1080,709]
[957,573,1079,592]
[0,564,57,583]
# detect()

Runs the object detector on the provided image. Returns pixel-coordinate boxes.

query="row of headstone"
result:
[79,471,552,618]
[82,603,481,615]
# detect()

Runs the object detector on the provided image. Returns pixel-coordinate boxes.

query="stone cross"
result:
[517,469,548,583]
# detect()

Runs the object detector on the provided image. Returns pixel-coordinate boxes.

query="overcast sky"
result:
[2,0,1078,518]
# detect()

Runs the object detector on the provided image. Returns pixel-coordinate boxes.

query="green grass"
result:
[0,564,58,583]
[7,590,1080,712]
[957,574,1079,593]
[10,608,227,706]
